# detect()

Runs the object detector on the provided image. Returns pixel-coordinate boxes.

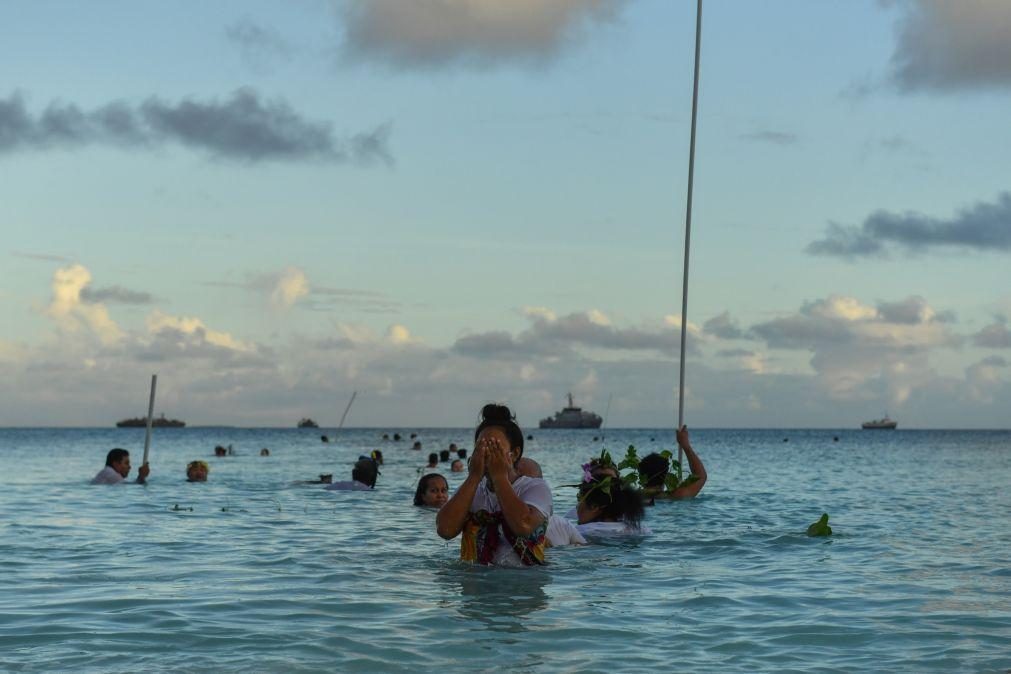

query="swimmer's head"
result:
[260,448,270,457]
[577,477,644,528]
[474,403,524,461]
[352,457,379,488]
[105,448,131,477]
[637,453,669,489]
[414,473,449,508]
[370,449,384,465]
[450,459,465,473]
[186,460,209,482]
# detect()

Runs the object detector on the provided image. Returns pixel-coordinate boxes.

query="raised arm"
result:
[487,440,545,537]
[670,425,706,499]
[436,445,485,539]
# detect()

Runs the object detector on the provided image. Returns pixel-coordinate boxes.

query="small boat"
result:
[297,418,319,428]
[539,393,603,429]
[116,413,185,428]
[862,415,897,430]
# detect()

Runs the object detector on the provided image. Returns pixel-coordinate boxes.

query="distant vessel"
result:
[297,418,319,428]
[116,413,185,428]
[539,393,602,429]
[862,415,897,430]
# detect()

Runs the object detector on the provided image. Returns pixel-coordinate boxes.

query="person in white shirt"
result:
[91,448,150,485]
[325,456,380,491]
[436,404,551,566]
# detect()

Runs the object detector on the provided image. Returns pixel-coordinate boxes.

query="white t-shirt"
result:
[546,514,587,547]
[469,476,552,566]
[91,466,125,485]
[577,521,652,537]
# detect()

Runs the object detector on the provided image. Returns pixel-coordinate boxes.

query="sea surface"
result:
[1,426,1009,673]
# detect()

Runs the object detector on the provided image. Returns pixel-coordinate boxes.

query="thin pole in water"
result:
[601,394,613,442]
[337,390,357,433]
[142,374,157,465]
[677,0,703,468]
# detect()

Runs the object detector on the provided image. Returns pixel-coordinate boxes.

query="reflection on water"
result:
[438,564,550,632]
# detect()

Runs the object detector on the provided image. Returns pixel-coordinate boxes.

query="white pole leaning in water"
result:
[142,374,157,466]
[677,0,703,469]
[337,390,357,433]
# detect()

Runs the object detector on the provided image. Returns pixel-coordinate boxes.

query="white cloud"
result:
[46,264,123,345]
[336,0,628,69]
[145,310,255,353]
[270,266,310,310]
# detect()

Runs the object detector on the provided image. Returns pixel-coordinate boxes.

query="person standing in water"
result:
[436,404,551,566]
[91,448,150,485]
[637,426,707,500]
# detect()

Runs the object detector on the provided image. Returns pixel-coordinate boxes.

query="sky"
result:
[2,0,1010,428]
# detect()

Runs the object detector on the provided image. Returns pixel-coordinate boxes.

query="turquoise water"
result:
[1,427,1009,672]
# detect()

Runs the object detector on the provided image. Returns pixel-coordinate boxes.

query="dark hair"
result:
[413,473,447,506]
[580,478,645,529]
[352,457,379,488]
[457,449,467,459]
[427,452,438,465]
[637,452,670,488]
[370,449,384,465]
[439,449,450,461]
[474,404,524,457]
[105,448,129,466]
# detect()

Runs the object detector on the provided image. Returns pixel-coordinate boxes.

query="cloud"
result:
[46,264,124,345]
[806,192,1011,258]
[336,0,627,70]
[80,285,155,305]
[270,267,310,310]
[973,317,1011,348]
[0,89,392,165]
[753,295,959,351]
[11,251,73,263]
[226,18,295,73]
[740,130,798,146]
[703,311,746,339]
[888,0,1011,91]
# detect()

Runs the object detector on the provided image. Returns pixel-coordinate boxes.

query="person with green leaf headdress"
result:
[637,426,707,501]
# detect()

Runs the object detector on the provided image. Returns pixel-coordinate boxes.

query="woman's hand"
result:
[485,436,512,481]
[468,439,488,478]
[676,425,691,449]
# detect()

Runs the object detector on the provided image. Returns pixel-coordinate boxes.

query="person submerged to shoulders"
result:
[326,456,380,491]
[638,425,707,501]
[436,404,552,567]
[92,448,150,485]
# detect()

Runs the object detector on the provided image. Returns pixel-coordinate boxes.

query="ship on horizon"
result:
[538,393,602,429]
[862,415,897,430]
[116,413,185,428]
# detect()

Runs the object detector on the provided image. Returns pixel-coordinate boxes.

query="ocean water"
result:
[1,426,1009,673]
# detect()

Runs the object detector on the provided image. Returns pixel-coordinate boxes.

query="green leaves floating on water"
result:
[807,513,832,537]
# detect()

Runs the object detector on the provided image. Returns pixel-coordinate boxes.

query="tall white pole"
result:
[678,0,703,469]
[142,374,157,465]
[337,390,357,433]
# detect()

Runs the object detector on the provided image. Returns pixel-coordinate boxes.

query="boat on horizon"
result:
[116,413,185,428]
[539,393,602,429]
[862,415,897,430]
[297,418,319,428]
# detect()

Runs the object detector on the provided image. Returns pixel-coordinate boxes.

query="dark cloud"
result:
[226,18,294,73]
[0,89,392,165]
[80,285,155,305]
[336,0,627,70]
[973,317,1011,349]
[716,348,754,358]
[888,0,1011,92]
[740,130,798,146]
[11,251,72,263]
[751,295,961,351]
[703,311,746,339]
[806,192,1011,258]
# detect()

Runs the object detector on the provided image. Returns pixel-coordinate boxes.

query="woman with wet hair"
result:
[414,473,449,508]
[436,404,552,566]
[576,476,646,531]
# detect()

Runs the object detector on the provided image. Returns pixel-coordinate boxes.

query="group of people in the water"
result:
[91,403,706,566]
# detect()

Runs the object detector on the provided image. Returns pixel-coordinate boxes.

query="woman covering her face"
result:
[435,404,552,567]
